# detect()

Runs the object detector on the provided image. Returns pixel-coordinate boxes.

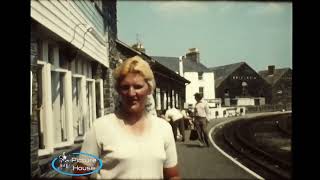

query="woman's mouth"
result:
[127,100,138,105]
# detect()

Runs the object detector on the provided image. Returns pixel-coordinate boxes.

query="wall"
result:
[184,72,215,107]
[202,72,215,100]
[31,32,41,178]
[208,106,246,120]
[236,98,255,106]
[271,70,292,105]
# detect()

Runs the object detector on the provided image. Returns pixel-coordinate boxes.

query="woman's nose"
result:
[128,87,136,96]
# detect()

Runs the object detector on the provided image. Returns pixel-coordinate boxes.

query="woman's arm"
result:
[72,125,100,179]
[163,119,180,180]
[163,165,181,180]
[72,163,90,180]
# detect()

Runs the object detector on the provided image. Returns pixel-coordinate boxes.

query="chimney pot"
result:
[186,48,200,63]
[268,65,275,75]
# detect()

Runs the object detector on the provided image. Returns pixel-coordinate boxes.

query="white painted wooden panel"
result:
[44,0,104,45]
[31,0,109,68]
[75,0,104,35]
[58,0,106,48]
[52,0,105,47]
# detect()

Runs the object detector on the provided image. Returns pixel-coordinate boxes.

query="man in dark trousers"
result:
[194,93,211,147]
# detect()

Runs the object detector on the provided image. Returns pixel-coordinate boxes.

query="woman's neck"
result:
[119,110,145,125]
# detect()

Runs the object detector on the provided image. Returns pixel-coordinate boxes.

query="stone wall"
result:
[30,33,41,178]
[103,68,115,114]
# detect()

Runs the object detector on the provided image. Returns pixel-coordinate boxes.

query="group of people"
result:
[161,93,211,147]
[73,56,210,179]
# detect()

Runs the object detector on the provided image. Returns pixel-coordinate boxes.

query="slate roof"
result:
[115,40,190,84]
[208,62,246,87]
[258,68,291,86]
[151,56,212,72]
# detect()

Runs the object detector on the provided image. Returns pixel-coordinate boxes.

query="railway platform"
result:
[176,111,290,179]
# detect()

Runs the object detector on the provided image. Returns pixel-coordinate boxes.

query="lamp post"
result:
[241,81,248,97]
[277,90,284,111]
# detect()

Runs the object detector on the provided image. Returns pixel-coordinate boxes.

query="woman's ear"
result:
[147,86,152,95]
[146,81,152,95]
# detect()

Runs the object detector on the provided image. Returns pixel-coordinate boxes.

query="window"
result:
[198,72,203,80]
[215,111,219,117]
[48,44,55,65]
[224,89,229,97]
[241,81,248,97]
[199,87,204,96]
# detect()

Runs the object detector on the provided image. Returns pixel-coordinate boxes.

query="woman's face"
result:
[118,73,151,114]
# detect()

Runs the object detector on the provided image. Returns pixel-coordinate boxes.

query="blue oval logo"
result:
[51,152,103,176]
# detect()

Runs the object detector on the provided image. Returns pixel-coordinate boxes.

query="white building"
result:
[152,49,247,120]
[30,0,115,159]
[152,48,216,109]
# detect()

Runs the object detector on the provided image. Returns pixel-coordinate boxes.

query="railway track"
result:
[214,114,292,180]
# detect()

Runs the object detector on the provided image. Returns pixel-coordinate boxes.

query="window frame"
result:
[198,72,203,80]
[199,87,204,96]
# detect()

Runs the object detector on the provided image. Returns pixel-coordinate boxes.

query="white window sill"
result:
[54,141,74,149]
[38,148,53,157]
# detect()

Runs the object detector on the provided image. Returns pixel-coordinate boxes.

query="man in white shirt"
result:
[194,93,210,147]
[165,106,184,141]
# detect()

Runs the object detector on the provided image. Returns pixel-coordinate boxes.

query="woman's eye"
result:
[119,85,129,91]
[133,85,144,89]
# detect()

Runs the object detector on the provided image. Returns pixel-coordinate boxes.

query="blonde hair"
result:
[113,56,156,92]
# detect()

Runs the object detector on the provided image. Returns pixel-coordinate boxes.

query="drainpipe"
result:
[179,56,184,77]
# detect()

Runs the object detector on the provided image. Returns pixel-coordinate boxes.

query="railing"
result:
[246,103,292,113]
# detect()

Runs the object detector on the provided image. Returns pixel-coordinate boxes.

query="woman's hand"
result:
[72,163,91,180]
[163,165,181,180]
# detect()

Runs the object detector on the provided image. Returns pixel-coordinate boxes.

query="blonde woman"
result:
[74,56,180,180]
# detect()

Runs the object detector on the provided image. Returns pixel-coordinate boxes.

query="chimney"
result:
[132,43,146,53]
[186,48,200,63]
[179,56,184,76]
[268,65,275,75]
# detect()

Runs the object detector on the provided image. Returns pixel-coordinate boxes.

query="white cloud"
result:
[150,1,209,17]
[247,3,289,16]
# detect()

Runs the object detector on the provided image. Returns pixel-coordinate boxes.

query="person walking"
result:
[193,93,211,147]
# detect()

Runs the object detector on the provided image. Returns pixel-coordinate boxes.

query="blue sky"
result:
[117,1,292,71]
